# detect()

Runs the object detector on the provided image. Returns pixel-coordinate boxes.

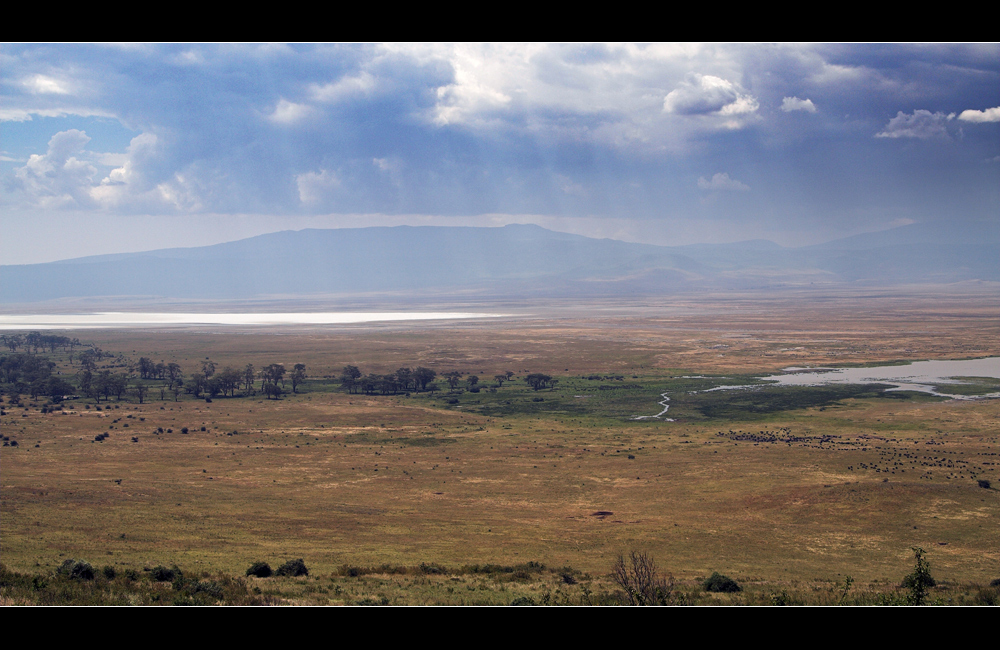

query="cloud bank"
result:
[1,43,997,263]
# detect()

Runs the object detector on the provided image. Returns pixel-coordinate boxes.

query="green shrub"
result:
[975,587,999,606]
[419,562,446,575]
[902,547,935,605]
[246,562,272,578]
[703,572,741,593]
[149,565,180,582]
[56,559,95,581]
[102,565,116,580]
[275,558,308,577]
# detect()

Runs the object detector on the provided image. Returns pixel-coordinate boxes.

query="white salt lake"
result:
[0,311,504,329]
[758,357,1000,399]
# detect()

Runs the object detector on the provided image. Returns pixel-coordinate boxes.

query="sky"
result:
[2,43,998,265]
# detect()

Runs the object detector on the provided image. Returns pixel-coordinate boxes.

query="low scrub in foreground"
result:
[2,551,997,605]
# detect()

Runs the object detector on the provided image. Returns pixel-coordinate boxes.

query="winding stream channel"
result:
[632,392,674,421]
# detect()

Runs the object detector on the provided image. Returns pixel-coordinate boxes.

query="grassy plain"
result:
[2,289,999,604]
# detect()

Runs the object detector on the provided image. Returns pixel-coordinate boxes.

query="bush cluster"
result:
[702,572,741,593]
[149,565,180,582]
[275,558,308,577]
[56,559,95,581]
[245,562,273,578]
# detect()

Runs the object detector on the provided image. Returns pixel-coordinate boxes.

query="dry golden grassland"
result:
[2,290,999,604]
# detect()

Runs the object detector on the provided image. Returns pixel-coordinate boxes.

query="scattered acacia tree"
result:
[79,349,98,371]
[243,364,256,394]
[291,364,307,393]
[340,365,361,394]
[188,373,205,398]
[138,357,155,379]
[612,551,675,605]
[218,366,242,397]
[444,371,463,390]
[395,367,413,391]
[525,373,553,390]
[413,367,436,391]
[260,363,286,390]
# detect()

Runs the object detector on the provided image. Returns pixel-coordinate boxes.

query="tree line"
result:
[2,344,557,406]
[2,333,82,354]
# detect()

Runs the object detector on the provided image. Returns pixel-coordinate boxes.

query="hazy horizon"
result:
[1,219,968,267]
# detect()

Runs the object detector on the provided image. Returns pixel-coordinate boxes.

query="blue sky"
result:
[2,43,998,264]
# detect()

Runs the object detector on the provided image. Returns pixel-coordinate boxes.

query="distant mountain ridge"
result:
[2,223,998,303]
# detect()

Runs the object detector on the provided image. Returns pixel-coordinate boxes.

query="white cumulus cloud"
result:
[309,72,377,103]
[11,129,98,208]
[876,109,954,139]
[268,99,314,124]
[22,74,71,95]
[663,73,758,116]
[697,173,749,191]
[296,168,340,204]
[958,106,1000,123]
[90,132,161,206]
[780,96,817,113]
